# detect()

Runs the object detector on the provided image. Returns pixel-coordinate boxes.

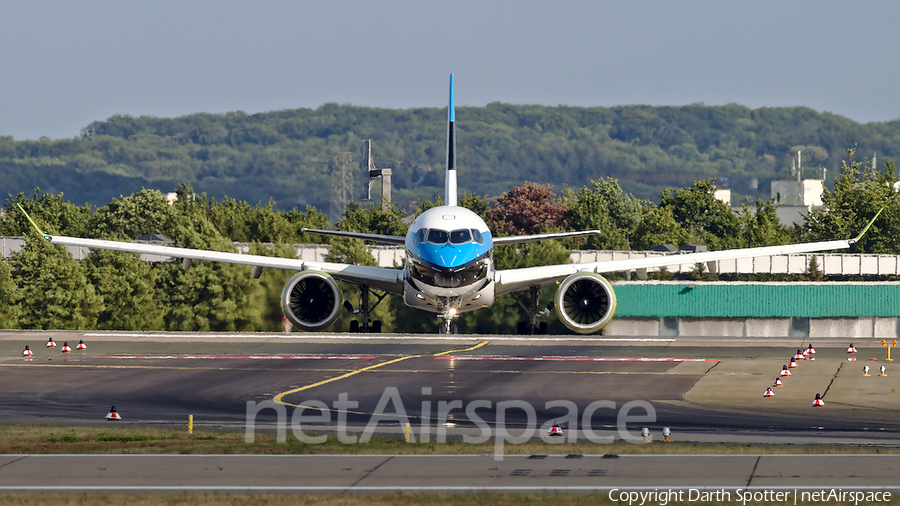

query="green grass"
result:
[1,423,899,456]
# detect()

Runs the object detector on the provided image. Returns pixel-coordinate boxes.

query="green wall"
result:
[612,282,900,318]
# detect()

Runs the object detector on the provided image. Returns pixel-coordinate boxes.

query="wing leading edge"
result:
[46,235,405,294]
[494,210,882,296]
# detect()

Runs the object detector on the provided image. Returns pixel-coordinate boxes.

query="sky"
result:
[2,1,899,140]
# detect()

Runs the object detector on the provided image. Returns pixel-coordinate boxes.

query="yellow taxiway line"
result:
[272,341,489,407]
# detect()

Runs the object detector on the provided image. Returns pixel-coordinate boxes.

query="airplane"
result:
[19,75,881,335]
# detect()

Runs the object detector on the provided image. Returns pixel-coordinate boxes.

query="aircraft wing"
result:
[492,230,602,245]
[301,228,407,245]
[46,235,406,294]
[494,211,881,296]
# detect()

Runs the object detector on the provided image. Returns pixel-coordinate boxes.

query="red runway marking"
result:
[90,355,380,360]
[435,356,719,362]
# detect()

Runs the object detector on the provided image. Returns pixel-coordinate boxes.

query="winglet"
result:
[849,208,883,244]
[16,203,49,239]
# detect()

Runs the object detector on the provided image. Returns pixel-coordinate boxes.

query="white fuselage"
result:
[402,206,496,316]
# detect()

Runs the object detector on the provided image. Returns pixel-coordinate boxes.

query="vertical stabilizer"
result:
[445,74,458,206]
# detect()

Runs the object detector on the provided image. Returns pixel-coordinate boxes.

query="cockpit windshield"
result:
[426,229,449,244]
[449,229,471,244]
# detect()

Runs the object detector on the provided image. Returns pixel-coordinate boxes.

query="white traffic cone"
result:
[764,388,775,397]
[880,366,887,377]
[864,365,871,377]
[847,357,857,362]
[807,344,816,355]
[773,377,783,387]
[45,337,56,348]
[794,350,805,361]
[61,342,72,353]
[811,393,825,407]
[76,340,87,350]
[780,365,791,377]
[847,344,857,354]
[22,346,33,357]
[105,406,122,421]
[547,424,564,437]
[789,357,798,369]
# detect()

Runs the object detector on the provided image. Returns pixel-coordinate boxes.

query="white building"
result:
[770,151,825,226]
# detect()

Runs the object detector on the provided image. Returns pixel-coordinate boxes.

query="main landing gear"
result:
[343,285,387,333]
[511,286,552,335]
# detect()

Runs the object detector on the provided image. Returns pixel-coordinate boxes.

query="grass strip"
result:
[1,423,898,455]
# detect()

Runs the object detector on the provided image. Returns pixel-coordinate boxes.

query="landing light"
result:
[416,293,425,300]
[449,308,457,316]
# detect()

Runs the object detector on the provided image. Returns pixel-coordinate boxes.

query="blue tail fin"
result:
[445,74,457,206]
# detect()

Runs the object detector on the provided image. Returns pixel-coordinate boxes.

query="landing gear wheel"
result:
[439,322,459,334]
[371,321,382,333]
[349,320,360,333]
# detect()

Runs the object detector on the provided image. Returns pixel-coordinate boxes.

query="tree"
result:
[488,182,568,235]
[630,205,692,251]
[84,250,165,330]
[0,260,21,328]
[86,189,173,240]
[563,178,644,250]
[659,179,741,250]
[802,151,900,253]
[11,232,101,329]
[2,189,90,237]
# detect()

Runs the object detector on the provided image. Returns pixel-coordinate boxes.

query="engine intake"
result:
[555,272,617,334]
[281,271,342,331]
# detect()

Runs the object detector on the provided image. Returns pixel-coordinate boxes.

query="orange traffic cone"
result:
[780,365,791,377]
[106,406,122,421]
[22,346,33,357]
[811,393,825,407]
[764,388,775,397]
[76,340,87,350]
[61,342,72,353]
[773,377,783,387]
[847,344,857,354]
[547,424,564,437]
[45,337,56,348]
[789,357,798,369]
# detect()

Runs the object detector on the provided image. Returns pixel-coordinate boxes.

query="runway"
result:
[1,454,899,492]
[1,330,899,443]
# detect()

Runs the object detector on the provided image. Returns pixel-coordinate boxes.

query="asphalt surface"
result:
[1,331,899,442]
[2,454,900,492]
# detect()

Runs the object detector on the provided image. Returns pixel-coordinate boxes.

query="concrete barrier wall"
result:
[606,316,900,338]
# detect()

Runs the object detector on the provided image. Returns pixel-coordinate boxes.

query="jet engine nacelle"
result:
[554,272,617,334]
[281,271,342,331]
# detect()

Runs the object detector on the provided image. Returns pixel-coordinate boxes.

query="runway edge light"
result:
[812,393,825,407]
[22,346,32,357]
[106,406,122,421]
[46,337,56,348]
[77,339,87,350]
[764,388,775,398]
[847,343,857,354]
